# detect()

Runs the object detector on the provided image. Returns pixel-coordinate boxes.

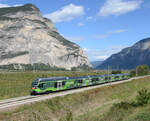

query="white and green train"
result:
[31,73,130,95]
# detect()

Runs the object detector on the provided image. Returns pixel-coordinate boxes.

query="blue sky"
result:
[0,0,150,61]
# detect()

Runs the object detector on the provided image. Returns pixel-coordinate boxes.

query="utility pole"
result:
[136,67,138,76]
[108,66,112,86]
[107,65,109,75]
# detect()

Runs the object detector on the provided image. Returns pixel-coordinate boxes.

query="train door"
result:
[38,83,46,90]
[82,79,85,86]
[57,81,62,90]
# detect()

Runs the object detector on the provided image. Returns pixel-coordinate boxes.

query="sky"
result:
[0,0,150,61]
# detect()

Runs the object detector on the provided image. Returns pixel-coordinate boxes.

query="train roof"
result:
[38,77,67,82]
[37,73,129,82]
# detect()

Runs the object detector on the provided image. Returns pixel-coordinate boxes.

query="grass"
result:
[0,71,110,100]
[100,101,150,121]
[0,75,150,121]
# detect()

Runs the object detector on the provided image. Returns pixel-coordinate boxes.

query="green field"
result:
[0,71,111,100]
[0,75,150,121]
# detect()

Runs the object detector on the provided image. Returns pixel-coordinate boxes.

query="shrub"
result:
[113,101,132,110]
[66,110,73,121]
[133,112,150,121]
[130,70,136,77]
[136,65,149,76]
[111,70,122,74]
[136,88,150,106]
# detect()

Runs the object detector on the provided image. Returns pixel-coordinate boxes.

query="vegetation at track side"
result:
[0,76,150,121]
[130,65,149,77]
[0,64,148,100]
[101,88,150,121]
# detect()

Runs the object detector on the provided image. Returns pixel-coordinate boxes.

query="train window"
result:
[48,82,54,87]
[38,83,43,88]
[32,82,37,87]
[76,80,82,83]
[92,78,99,81]
[105,77,108,80]
[54,82,57,88]
[108,77,111,80]
[96,78,99,81]
[115,76,119,79]
[62,81,66,86]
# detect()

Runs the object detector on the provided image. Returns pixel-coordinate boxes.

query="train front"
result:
[31,79,39,95]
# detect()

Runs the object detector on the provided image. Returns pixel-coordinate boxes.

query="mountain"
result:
[0,4,92,70]
[97,38,150,69]
[91,61,103,68]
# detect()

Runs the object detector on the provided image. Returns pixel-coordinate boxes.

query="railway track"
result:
[0,75,149,110]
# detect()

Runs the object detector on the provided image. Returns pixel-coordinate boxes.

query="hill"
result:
[91,61,103,68]
[97,38,150,69]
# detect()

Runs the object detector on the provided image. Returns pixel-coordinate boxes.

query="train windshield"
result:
[32,79,39,87]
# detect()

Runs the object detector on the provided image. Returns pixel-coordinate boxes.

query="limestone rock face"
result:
[0,4,92,70]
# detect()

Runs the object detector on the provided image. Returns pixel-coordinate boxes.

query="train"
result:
[31,73,130,95]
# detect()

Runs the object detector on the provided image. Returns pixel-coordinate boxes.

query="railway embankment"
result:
[0,75,150,121]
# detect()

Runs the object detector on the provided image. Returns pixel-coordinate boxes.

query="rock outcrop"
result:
[0,4,92,70]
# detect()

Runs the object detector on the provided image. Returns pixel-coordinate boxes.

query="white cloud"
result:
[95,29,127,39]
[77,22,85,27]
[44,4,85,23]
[86,16,93,21]
[95,55,109,60]
[83,48,88,51]
[0,3,23,8]
[14,4,23,7]
[86,45,127,61]
[99,0,143,16]
[0,3,10,8]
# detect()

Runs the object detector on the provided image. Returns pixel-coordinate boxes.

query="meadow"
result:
[0,75,150,121]
[0,70,110,100]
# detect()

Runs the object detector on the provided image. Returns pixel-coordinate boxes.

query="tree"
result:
[130,70,136,77]
[111,70,122,74]
[136,65,149,76]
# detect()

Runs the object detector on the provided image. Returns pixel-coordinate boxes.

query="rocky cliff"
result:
[97,38,150,69]
[0,4,91,70]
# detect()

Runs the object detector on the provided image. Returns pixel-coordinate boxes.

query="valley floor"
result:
[0,71,111,100]
[0,76,150,121]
